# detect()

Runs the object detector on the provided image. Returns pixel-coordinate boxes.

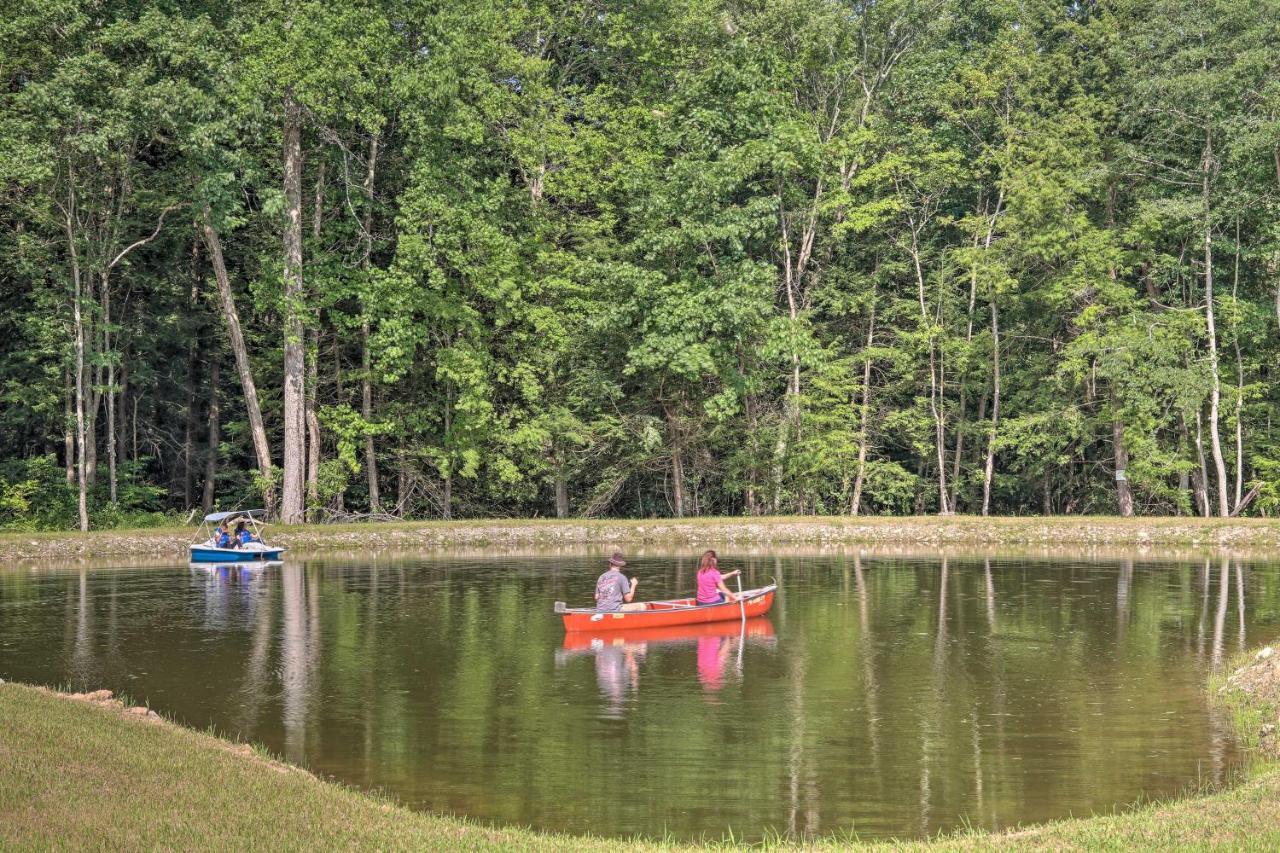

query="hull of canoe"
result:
[560,617,776,651]
[189,546,286,563]
[561,585,775,632]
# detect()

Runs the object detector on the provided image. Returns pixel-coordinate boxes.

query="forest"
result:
[1,0,1278,530]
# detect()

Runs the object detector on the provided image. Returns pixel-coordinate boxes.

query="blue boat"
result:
[189,510,286,563]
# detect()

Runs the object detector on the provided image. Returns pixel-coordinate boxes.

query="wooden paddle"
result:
[736,572,746,624]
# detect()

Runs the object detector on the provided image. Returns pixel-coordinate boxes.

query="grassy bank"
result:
[6,515,1280,563]
[4,672,1280,850]
[0,683,647,852]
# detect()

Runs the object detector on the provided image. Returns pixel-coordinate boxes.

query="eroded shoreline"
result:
[5,515,1280,564]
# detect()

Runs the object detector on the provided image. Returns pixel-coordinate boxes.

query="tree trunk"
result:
[954,227,980,514]
[130,393,138,472]
[949,399,964,512]
[770,417,788,513]
[956,195,1001,514]
[202,358,220,513]
[1178,419,1192,515]
[66,193,89,532]
[1202,131,1229,517]
[909,218,948,514]
[1233,348,1244,512]
[330,334,345,513]
[183,369,196,508]
[200,214,275,509]
[1194,409,1211,517]
[64,365,75,485]
[85,370,98,487]
[743,369,759,515]
[1231,218,1244,513]
[397,441,408,515]
[183,237,200,508]
[361,323,381,512]
[851,289,876,516]
[1113,402,1134,517]
[306,331,321,517]
[304,161,324,518]
[668,409,686,518]
[281,92,307,524]
[442,385,453,520]
[982,296,1000,516]
[975,195,1004,516]
[555,473,569,519]
[361,135,381,513]
[102,273,118,505]
[1274,146,1280,332]
[772,183,821,511]
[118,352,129,471]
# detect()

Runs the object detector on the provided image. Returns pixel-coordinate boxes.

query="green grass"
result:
[0,684,667,851]
[5,678,1280,851]
[1212,659,1274,757]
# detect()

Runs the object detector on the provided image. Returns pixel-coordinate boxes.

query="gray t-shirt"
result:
[594,569,630,611]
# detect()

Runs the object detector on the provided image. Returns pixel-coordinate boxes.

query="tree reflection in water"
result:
[3,553,1272,842]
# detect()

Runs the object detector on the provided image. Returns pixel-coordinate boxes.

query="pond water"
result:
[0,552,1275,840]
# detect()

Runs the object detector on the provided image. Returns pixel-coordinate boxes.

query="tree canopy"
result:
[2,0,1278,528]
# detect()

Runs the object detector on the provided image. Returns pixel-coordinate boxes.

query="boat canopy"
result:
[202,509,267,523]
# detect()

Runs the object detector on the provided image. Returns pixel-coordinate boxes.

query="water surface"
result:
[0,553,1273,840]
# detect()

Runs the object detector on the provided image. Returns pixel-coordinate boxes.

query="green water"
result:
[0,553,1272,840]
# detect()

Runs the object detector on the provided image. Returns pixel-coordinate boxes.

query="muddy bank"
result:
[4,515,1280,563]
[1218,646,1280,760]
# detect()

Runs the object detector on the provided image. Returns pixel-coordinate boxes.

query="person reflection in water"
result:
[696,635,732,692]
[593,639,646,718]
[595,551,643,611]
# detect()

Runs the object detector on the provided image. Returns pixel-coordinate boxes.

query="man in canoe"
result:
[595,551,644,612]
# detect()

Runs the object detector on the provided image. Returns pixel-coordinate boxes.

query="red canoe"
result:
[560,617,776,651]
[555,584,777,632]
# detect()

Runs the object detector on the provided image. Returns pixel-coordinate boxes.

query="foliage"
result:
[0,0,1278,527]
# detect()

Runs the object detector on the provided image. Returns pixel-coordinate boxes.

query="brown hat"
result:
[608,552,627,569]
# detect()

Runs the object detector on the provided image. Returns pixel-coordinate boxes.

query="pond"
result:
[0,552,1274,841]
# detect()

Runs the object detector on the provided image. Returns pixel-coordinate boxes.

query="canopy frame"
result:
[196,509,270,546]
[201,509,267,524]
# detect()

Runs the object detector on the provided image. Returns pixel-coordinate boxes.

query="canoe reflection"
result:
[557,619,776,713]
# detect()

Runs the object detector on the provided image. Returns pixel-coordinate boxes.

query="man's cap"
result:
[608,552,627,569]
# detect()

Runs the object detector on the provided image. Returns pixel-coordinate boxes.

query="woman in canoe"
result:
[695,550,739,606]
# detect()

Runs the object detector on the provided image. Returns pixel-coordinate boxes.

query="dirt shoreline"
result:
[1216,645,1280,760]
[5,515,1280,563]
[7,514,1280,561]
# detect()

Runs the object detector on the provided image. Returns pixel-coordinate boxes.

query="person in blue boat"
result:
[215,521,233,549]
[235,521,258,547]
[595,551,643,612]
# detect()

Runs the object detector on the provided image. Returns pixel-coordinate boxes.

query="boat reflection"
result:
[557,619,777,714]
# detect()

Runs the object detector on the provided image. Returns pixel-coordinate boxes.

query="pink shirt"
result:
[696,569,723,603]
